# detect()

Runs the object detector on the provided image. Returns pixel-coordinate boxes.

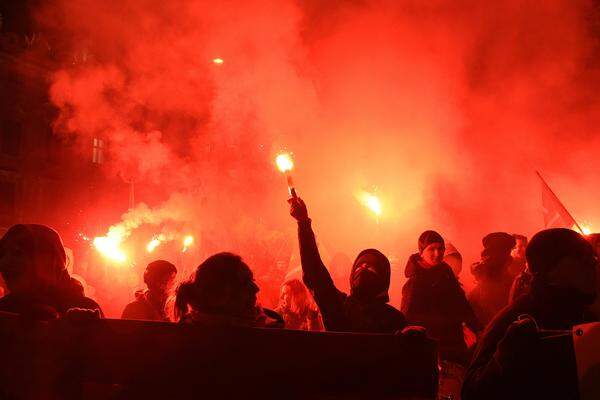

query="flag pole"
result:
[535,170,584,234]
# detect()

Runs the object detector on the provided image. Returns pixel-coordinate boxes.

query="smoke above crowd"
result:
[25,0,600,306]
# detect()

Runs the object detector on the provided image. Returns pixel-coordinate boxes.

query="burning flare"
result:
[93,231,127,263]
[275,153,294,173]
[182,235,194,252]
[356,190,382,217]
[146,234,165,253]
[580,223,593,236]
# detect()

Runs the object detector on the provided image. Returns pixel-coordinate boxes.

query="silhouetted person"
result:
[122,260,177,321]
[276,279,323,330]
[175,252,283,328]
[288,197,406,333]
[401,230,482,399]
[468,232,516,325]
[463,228,598,400]
[0,224,102,318]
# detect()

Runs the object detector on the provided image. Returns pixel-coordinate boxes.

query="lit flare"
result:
[275,153,294,173]
[275,152,297,198]
[93,232,127,263]
[356,190,382,217]
[182,235,194,252]
[580,223,593,236]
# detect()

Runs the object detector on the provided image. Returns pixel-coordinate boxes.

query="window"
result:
[92,137,105,164]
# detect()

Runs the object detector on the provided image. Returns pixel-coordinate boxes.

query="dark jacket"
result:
[122,290,169,321]
[463,283,596,400]
[297,220,406,333]
[469,258,514,326]
[401,254,482,365]
[0,288,102,318]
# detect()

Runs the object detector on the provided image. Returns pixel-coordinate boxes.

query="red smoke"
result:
[28,0,600,312]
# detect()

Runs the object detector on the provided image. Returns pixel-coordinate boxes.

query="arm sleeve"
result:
[462,312,515,400]
[462,345,507,400]
[297,219,347,330]
[450,273,483,333]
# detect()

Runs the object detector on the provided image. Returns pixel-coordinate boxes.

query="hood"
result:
[404,253,422,278]
[0,224,72,293]
[349,249,391,303]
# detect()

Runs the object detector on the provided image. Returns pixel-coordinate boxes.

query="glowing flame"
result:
[146,238,161,253]
[356,191,382,216]
[182,235,194,252]
[581,224,593,236]
[93,234,127,263]
[275,153,294,173]
[213,58,224,64]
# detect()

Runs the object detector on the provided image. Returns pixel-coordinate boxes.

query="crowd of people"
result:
[0,196,598,399]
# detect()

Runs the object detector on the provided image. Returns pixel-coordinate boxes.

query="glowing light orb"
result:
[146,238,161,253]
[213,58,224,64]
[581,224,593,236]
[356,191,382,217]
[93,235,127,263]
[182,235,194,252]
[275,153,294,173]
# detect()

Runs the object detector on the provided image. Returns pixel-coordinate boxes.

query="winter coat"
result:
[469,258,514,326]
[463,283,596,400]
[401,254,482,365]
[122,290,170,321]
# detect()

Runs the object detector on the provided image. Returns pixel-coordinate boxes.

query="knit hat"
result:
[526,228,594,275]
[482,232,516,254]
[418,230,445,253]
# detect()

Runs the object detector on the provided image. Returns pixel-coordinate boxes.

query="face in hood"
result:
[0,224,71,294]
[349,249,391,302]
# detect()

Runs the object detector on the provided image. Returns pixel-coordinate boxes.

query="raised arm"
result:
[289,197,347,329]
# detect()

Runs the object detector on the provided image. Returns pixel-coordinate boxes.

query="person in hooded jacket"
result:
[468,232,516,326]
[401,231,482,400]
[122,260,177,321]
[402,231,482,364]
[0,224,102,319]
[462,228,598,400]
[288,196,406,333]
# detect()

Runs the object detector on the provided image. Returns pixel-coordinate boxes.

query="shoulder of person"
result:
[79,296,101,309]
[380,303,405,318]
[481,296,532,339]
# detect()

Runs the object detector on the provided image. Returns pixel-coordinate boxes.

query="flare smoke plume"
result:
[27,0,600,304]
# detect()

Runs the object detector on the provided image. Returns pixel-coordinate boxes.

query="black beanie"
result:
[418,230,445,253]
[482,232,516,254]
[526,228,594,275]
